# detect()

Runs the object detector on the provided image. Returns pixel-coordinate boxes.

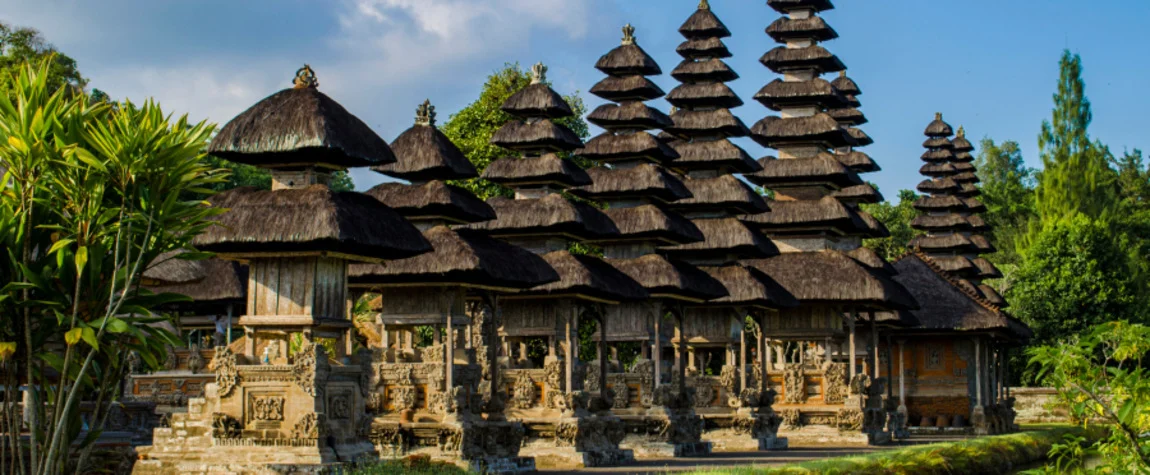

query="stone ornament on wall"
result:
[187,346,206,374]
[824,362,848,404]
[783,364,806,404]
[212,413,242,439]
[780,408,801,429]
[210,346,239,398]
[511,372,537,409]
[292,342,331,397]
[292,412,328,440]
[631,359,655,406]
[836,408,863,431]
[584,363,601,392]
[329,394,352,420]
[608,375,629,409]
[251,396,285,421]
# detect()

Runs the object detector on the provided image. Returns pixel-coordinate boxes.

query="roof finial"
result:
[957,125,965,138]
[415,99,436,127]
[293,64,319,89]
[839,70,847,78]
[621,24,636,46]
[698,0,710,10]
[531,62,548,85]
[934,112,942,121]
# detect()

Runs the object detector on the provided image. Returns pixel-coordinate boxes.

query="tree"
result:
[440,63,589,200]
[975,138,1035,267]
[1114,149,1150,210]
[862,189,921,261]
[0,22,86,98]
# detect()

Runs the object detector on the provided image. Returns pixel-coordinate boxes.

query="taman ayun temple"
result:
[117,1,1032,473]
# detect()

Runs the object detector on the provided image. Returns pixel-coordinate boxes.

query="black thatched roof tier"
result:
[827,107,867,126]
[491,119,583,152]
[671,58,739,83]
[374,120,478,182]
[759,45,845,74]
[676,37,731,59]
[669,174,770,215]
[921,148,957,162]
[679,2,731,39]
[595,44,661,76]
[698,264,799,308]
[666,108,750,138]
[970,234,996,253]
[481,154,591,188]
[578,132,679,164]
[365,181,495,225]
[914,195,968,212]
[924,113,954,137]
[587,101,673,130]
[857,209,890,238]
[349,226,558,290]
[832,183,884,204]
[743,251,917,310]
[954,151,975,163]
[766,16,838,42]
[209,84,395,169]
[916,177,960,195]
[767,0,835,14]
[666,83,744,109]
[501,83,574,119]
[520,251,648,302]
[598,204,704,245]
[977,284,1009,308]
[972,257,1003,279]
[846,95,861,107]
[888,253,1025,336]
[951,128,974,152]
[741,196,870,236]
[951,171,980,183]
[930,255,978,276]
[845,127,873,146]
[753,78,847,111]
[846,247,896,276]
[465,194,619,241]
[951,161,977,173]
[194,185,430,260]
[144,257,247,304]
[922,137,952,149]
[751,114,855,148]
[610,254,728,301]
[835,151,880,173]
[920,162,957,178]
[966,215,989,231]
[573,164,692,203]
[144,251,210,284]
[590,75,665,102]
[830,71,861,96]
[662,136,761,173]
[909,234,976,253]
[661,217,779,260]
[911,214,977,232]
[746,154,863,188]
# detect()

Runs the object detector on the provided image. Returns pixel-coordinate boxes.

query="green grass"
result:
[347,454,470,475]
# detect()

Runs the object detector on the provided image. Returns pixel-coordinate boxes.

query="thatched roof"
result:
[827,107,867,126]
[587,101,672,130]
[578,132,679,164]
[911,214,975,232]
[348,226,557,290]
[766,16,838,42]
[743,251,917,310]
[742,196,868,235]
[669,174,770,215]
[678,4,731,39]
[671,58,739,83]
[481,154,591,188]
[599,204,704,245]
[914,195,968,211]
[970,234,996,253]
[676,37,731,59]
[921,148,956,162]
[846,95,861,107]
[666,108,750,138]
[572,164,692,203]
[856,209,890,238]
[909,234,976,253]
[845,127,873,147]
[767,0,835,14]
[596,44,661,76]
[753,78,847,111]
[890,253,1025,337]
[954,151,975,163]
[951,171,980,183]
[500,83,574,119]
[661,217,779,260]
[751,114,855,148]
[520,251,648,302]
[924,113,954,137]
[746,154,862,188]
[930,255,978,276]
[916,177,959,194]
[491,119,582,152]
[759,45,845,74]
[374,122,477,182]
[610,255,728,301]
[662,136,760,173]
[590,75,665,102]
[920,162,957,177]
[833,183,884,204]
[144,258,247,304]
[951,129,974,152]
[365,181,495,225]
[830,71,861,96]
[922,137,952,149]
[193,185,430,260]
[835,151,880,173]
[951,161,976,172]
[144,251,209,284]
[846,247,896,276]
[666,83,744,109]
[465,194,619,241]
[972,258,1002,279]
[977,284,1009,308]
[209,85,395,169]
[698,264,799,309]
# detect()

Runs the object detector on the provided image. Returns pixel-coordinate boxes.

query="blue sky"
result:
[3,0,1147,198]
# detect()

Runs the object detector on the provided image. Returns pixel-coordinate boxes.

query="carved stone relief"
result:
[250,396,284,421]
[783,364,806,404]
[210,346,238,398]
[824,362,848,404]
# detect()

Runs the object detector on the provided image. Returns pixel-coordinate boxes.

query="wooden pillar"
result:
[848,310,858,379]
[653,313,662,388]
[739,322,747,393]
[598,310,608,398]
[885,333,894,401]
[760,312,769,393]
[565,306,575,392]
[869,312,880,380]
[244,328,255,359]
[548,336,557,359]
[1003,347,1011,399]
[445,312,454,394]
[487,295,499,402]
[897,339,906,407]
[465,320,473,349]
[973,337,982,407]
[226,303,234,345]
[677,310,687,395]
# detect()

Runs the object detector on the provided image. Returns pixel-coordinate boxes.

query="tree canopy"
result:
[0,22,87,99]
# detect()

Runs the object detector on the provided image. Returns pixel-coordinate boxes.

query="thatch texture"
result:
[144,251,209,284]
[922,137,952,149]
[743,251,917,310]
[911,214,974,231]
[662,136,760,173]
[954,151,975,162]
[831,72,861,96]
[596,44,661,76]
[845,127,873,146]
[671,174,770,214]
[661,217,778,260]
[587,101,672,130]
[610,255,728,301]
[951,171,980,183]
[970,234,996,253]
[374,123,477,182]
[889,253,1023,334]
[666,83,744,109]
[908,234,975,252]
[833,183,884,204]
[751,114,855,148]
[924,114,954,137]
[676,37,731,59]
[921,149,956,162]
[846,247,896,276]
[835,151,880,173]
[767,0,834,14]
[481,154,591,187]
[209,87,395,168]
[678,6,731,39]
[578,132,679,163]
[465,194,619,241]
[522,251,648,302]
[193,185,430,260]
[827,107,867,126]
[742,196,866,234]
[930,256,978,275]
[972,258,1002,279]
[966,215,988,230]
[856,209,890,238]
[145,258,247,304]
[491,119,582,152]
[754,78,847,111]
[846,95,861,107]
[348,226,558,289]
[916,177,959,194]
[759,45,845,74]
[500,83,574,119]
[766,16,838,42]
[365,181,495,225]
[573,164,692,203]
[699,264,799,309]
[920,162,957,177]
[600,204,704,245]
[914,195,968,211]
[746,154,862,188]
[951,133,974,152]
[667,108,750,138]
[590,75,665,102]
[977,285,1009,308]
[951,161,976,172]
[671,58,739,83]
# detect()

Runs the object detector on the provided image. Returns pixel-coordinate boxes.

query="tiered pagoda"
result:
[741,0,916,446]
[466,63,645,469]
[134,66,432,473]
[658,0,796,452]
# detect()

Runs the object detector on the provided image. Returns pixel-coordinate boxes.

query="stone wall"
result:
[1012,388,1069,424]
[905,396,970,425]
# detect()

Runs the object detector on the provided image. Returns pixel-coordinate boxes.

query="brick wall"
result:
[906,396,970,424]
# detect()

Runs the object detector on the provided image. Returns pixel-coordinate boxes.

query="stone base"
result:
[777,425,876,447]
[702,429,788,452]
[467,457,536,474]
[521,445,634,470]
[621,434,711,459]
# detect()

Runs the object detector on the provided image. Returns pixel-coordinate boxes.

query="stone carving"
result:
[824,363,848,404]
[584,362,601,392]
[783,365,806,404]
[510,372,537,409]
[438,427,463,453]
[543,359,563,391]
[251,396,284,421]
[211,413,241,439]
[371,424,406,451]
[926,346,943,370]
[187,346,206,374]
[609,376,629,409]
[421,344,445,365]
[718,365,737,393]
[631,359,656,406]
[292,412,327,439]
[210,346,238,398]
[849,373,871,396]
[391,386,417,412]
[329,394,351,420]
[292,342,331,397]
[162,345,178,371]
[780,408,802,429]
[693,378,714,408]
[836,408,864,431]
[126,351,142,374]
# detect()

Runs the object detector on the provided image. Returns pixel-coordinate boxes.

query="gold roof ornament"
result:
[957,126,965,138]
[935,112,943,121]
[530,62,548,85]
[415,99,436,127]
[621,23,636,46]
[293,64,319,89]
[699,0,710,11]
